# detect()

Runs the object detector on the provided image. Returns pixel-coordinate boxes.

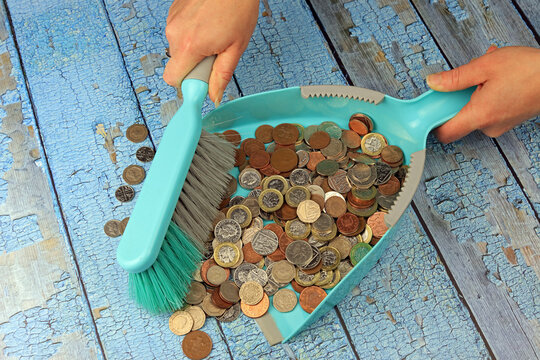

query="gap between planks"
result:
[1,0,107,358]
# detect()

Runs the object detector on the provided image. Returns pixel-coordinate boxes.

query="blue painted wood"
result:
[3,0,231,359]
[0,0,103,358]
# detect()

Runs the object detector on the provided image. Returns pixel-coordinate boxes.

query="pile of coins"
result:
[103,124,155,238]
[173,114,407,343]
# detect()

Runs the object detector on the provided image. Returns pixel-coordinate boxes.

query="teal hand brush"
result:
[117,56,235,313]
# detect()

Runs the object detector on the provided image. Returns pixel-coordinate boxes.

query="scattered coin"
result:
[135,146,155,162]
[122,164,146,185]
[182,330,213,360]
[126,124,148,143]
[119,217,129,234]
[169,310,193,336]
[103,219,122,237]
[214,219,242,243]
[285,240,313,266]
[251,229,279,256]
[206,265,229,286]
[201,293,226,317]
[273,289,298,312]
[271,260,296,283]
[296,200,321,223]
[115,185,135,202]
[185,306,206,331]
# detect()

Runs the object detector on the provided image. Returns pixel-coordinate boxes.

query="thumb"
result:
[426,59,486,92]
[163,52,205,88]
[434,95,481,143]
[208,45,243,107]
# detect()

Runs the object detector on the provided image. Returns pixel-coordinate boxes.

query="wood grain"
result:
[514,0,540,35]
[309,0,540,358]
[0,1,102,358]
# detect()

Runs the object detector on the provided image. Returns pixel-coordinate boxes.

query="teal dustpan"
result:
[202,84,474,344]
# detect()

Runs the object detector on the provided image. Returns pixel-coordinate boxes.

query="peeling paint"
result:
[95,122,123,164]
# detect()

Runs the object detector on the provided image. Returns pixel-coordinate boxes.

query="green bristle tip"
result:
[128,222,203,314]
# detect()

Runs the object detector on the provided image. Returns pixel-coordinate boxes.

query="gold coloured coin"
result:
[270,260,296,283]
[321,269,341,289]
[122,165,146,185]
[258,189,284,212]
[285,219,311,240]
[185,306,206,331]
[264,175,289,194]
[201,294,226,317]
[315,269,333,287]
[226,205,252,228]
[361,224,373,243]
[169,310,194,336]
[296,200,321,223]
[213,242,241,268]
[360,133,385,156]
[295,268,320,287]
[319,246,341,271]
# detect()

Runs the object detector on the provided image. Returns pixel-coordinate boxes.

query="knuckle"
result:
[449,67,461,88]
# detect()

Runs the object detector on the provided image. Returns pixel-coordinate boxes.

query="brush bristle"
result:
[129,131,235,313]
[129,222,203,313]
[172,131,236,251]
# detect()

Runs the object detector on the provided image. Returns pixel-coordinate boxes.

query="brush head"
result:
[129,221,203,313]
[128,131,235,313]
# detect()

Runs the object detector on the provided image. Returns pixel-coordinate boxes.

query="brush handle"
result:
[117,57,215,273]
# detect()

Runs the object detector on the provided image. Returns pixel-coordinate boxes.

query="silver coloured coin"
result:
[216,303,241,322]
[247,268,268,286]
[285,240,313,266]
[229,196,245,206]
[264,278,280,296]
[214,219,242,243]
[233,262,258,287]
[374,162,392,185]
[289,168,311,186]
[251,229,278,256]
[239,168,261,189]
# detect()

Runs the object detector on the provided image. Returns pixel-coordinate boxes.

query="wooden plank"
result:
[0,1,103,359]
[100,0,357,358]
[514,0,540,35]
[3,0,232,359]
[308,0,540,357]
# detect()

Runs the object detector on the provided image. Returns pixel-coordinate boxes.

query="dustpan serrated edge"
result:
[384,150,426,227]
[300,85,385,104]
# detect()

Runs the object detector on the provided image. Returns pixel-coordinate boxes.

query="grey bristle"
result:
[172,130,236,251]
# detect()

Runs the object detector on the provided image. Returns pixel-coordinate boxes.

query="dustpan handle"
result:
[185,56,216,83]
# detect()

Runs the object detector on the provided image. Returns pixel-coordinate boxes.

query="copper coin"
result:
[222,129,242,146]
[381,145,403,164]
[242,138,265,156]
[378,175,401,196]
[249,150,270,169]
[299,286,327,313]
[278,232,295,252]
[135,146,154,162]
[115,185,135,202]
[240,292,270,318]
[122,165,146,185]
[182,331,212,360]
[270,148,298,172]
[367,212,389,239]
[324,196,347,218]
[336,213,360,234]
[308,131,331,149]
[347,192,376,208]
[275,203,297,220]
[273,123,299,145]
[119,217,129,235]
[264,223,284,237]
[211,287,234,309]
[348,119,368,136]
[234,148,246,167]
[126,124,148,143]
[255,124,274,143]
[243,242,264,264]
[306,151,325,171]
[260,164,281,176]
[311,194,325,210]
[341,130,362,149]
[291,279,306,293]
[349,113,373,132]
[267,248,286,261]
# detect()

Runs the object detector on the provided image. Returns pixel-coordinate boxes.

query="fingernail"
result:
[214,95,222,108]
[426,73,441,88]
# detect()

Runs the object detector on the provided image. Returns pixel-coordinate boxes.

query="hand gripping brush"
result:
[117,56,235,313]
[201,84,475,343]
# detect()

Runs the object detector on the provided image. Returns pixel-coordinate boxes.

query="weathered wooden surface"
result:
[309,0,540,358]
[514,0,540,35]
[0,1,102,359]
[0,0,538,358]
